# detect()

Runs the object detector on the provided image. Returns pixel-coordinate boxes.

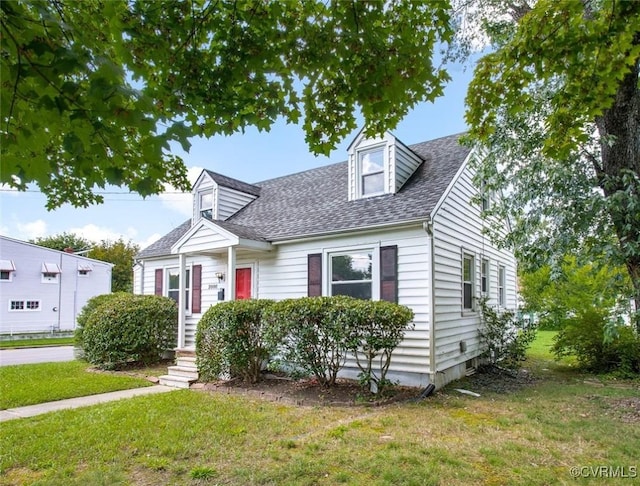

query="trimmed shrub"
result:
[343,299,414,393]
[74,292,130,350]
[264,297,352,386]
[196,299,275,383]
[479,299,537,370]
[552,306,640,376]
[81,294,177,369]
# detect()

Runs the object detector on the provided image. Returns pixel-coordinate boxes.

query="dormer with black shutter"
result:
[192,170,261,224]
[347,129,423,201]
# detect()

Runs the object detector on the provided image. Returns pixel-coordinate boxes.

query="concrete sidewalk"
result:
[0,385,176,422]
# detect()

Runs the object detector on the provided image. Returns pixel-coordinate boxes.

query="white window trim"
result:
[324,243,380,300]
[41,273,60,284]
[462,251,476,313]
[0,270,13,282]
[498,264,506,307]
[480,257,490,295]
[165,265,193,315]
[9,300,41,312]
[197,188,214,221]
[356,144,387,198]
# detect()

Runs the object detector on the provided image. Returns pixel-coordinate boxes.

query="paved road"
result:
[0,346,75,366]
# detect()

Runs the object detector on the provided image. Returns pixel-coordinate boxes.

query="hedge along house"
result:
[134,130,518,389]
[0,235,113,336]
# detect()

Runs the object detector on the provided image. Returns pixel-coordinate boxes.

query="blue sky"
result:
[0,64,473,250]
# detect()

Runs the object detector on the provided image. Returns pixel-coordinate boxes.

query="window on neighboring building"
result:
[481,258,489,294]
[41,263,61,284]
[167,267,191,311]
[463,253,475,311]
[78,263,92,276]
[10,300,24,311]
[498,265,506,306]
[0,259,15,282]
[26,300,40,310]
[199,190,213,220]
[8,300,40,311]
[358,147,385,196]
[330,251,373,300]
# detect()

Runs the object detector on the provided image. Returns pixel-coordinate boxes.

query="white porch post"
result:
[177,253,186,348]
[227,246,236,301]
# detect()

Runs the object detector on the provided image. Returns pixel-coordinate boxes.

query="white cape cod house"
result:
[134,130,517,388]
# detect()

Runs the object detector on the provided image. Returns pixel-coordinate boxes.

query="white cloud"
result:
[16,219,48,240]
[158,166,203,217]
[68,224,139,244]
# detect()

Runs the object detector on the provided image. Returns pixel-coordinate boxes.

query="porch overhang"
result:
[170,219,272,254]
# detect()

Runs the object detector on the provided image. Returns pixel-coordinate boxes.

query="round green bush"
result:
[74,292,130,350]
[196,299,274,383]
[81,294,178,369]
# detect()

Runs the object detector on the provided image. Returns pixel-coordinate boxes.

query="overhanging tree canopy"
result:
[1,0,452,208]
[464,0,640,329]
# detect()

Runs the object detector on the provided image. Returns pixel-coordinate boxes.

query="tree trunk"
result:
[595,40,640,333]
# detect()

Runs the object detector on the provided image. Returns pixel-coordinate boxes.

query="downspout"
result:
[423,217,437,386]
[56,252,63,333]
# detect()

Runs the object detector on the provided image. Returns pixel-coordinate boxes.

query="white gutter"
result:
[270,218,427,245]
[423,217,437,385]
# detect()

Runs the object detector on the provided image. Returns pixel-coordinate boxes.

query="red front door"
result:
[235,268,252,300]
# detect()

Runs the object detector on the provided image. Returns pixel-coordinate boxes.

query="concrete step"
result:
[158,375,194,389]
[167,365,199,380]
[176,356,197,369]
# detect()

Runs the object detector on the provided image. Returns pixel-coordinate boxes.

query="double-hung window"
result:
[198,190,213,220]
[481,258,489,295]
[358,147,385,197]
[462,253,475,311]
[498,265,506,306]
[330,251,373,300]
[167,267,191,312]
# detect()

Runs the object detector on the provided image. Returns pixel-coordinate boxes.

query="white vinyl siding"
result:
[432,162,517,373]
[217,186,258,220]
[393,141,423,192]
[254,227,432,385]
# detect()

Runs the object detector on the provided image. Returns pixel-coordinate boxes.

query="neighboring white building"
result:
[0,236,113,335]
[135,130,518,388]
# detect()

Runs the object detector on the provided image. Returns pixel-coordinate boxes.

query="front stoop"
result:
[159,355,199,389]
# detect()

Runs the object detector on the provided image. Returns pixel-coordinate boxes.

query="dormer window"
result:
[359,147,385,196]
[199,191,213,220]
[347,128,423,202]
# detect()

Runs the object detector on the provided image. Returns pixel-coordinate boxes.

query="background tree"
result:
[462,0,640,331]
[1,0,452,208]
[88,239,139,293]
[31,232,138,292]
[519,256,632,331]
[31,233,91,253]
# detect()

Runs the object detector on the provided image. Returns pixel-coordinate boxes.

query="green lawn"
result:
[0,361,152,409]
[0,335,638,485]
[0,337,75,349]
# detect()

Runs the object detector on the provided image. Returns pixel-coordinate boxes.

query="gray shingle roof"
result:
[137,133,470,258]
[205,170,261,196]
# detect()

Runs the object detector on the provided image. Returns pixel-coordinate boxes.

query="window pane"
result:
[168,270,179,290]
[200,192,212,209]
[363,173,384,195]
[359,149,384,174]
[332,282,372,300]
[463,283,472,309]
[168,290,179,303]
[463,257,472,281]
[332,253,372,281]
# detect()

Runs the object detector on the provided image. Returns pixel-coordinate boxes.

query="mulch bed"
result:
[194,375,422,407]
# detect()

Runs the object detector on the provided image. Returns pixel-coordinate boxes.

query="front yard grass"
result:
[1,335,638,485]
[0,361,152,409]
[0,337,74,349]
